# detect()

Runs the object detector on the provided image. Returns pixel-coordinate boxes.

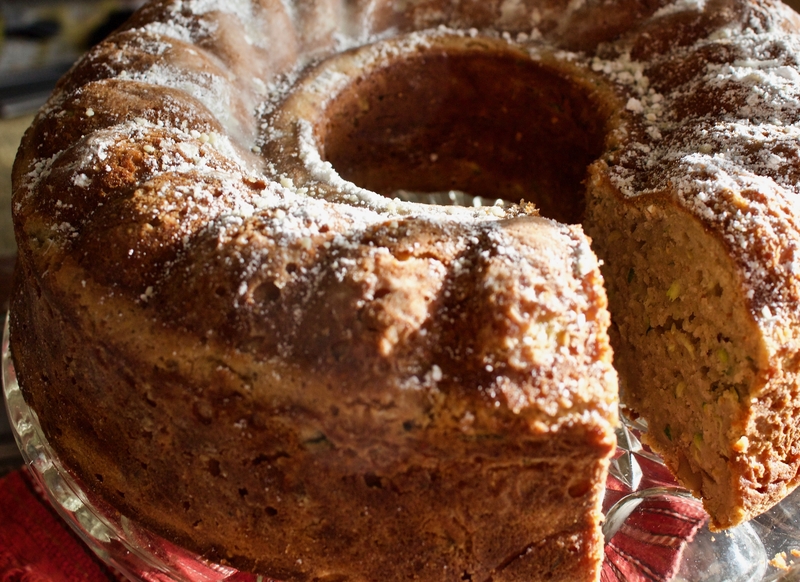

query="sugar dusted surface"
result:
[14,0,800,405]
[598,9,800,335]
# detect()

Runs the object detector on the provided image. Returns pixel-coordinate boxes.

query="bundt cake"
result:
[8,0,800,580]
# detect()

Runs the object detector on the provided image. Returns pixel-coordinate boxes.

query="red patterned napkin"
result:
[602,493,708,582]
[601,451,708,582]
[0,467,114,582]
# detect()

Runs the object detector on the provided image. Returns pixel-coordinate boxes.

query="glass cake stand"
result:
[4,312,800,582]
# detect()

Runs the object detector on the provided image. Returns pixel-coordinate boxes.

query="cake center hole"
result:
[319,50,607,224]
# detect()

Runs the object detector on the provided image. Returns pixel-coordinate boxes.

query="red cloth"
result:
[601,489,708,582]
[600,450,708,582]
[0,468,262,582]
[0,468,114,582]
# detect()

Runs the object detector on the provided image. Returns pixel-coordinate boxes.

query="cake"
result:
[8,0,800,580]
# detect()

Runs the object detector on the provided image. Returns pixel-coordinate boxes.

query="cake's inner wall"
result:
[319,52,606,224]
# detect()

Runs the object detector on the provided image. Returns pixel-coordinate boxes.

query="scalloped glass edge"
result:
[3,311,800,582]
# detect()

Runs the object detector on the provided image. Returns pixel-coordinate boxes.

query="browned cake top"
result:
[11,0,800,432]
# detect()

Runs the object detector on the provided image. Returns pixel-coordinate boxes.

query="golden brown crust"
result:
[11,27,620,573]
[10,208,617,580]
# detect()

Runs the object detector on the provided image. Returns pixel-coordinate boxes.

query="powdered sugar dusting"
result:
[590,12,800,333]
[17,0,800,426]
[651,0,707,19]
[184,0,253,19]
[119,64,248,142]
[141,19,200,44]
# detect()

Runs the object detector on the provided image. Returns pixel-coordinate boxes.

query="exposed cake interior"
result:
[319,49,607,223]
[585,183,767,527]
